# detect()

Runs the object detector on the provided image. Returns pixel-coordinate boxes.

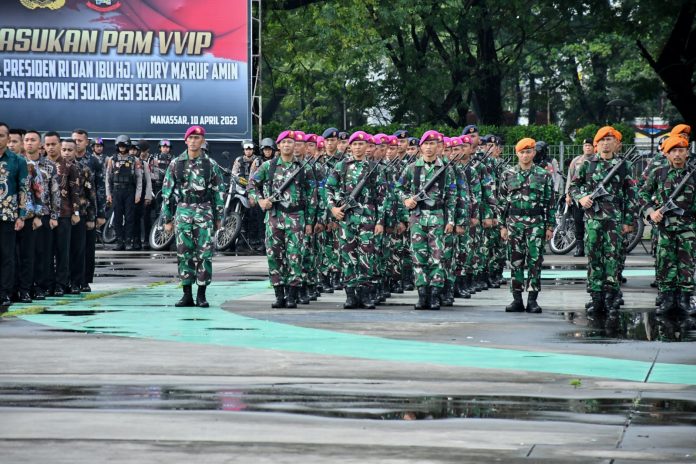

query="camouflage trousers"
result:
[410,221,445,288]
[442,232,457,284]
[319,227,339,277]
[454,230,469,277]
[301,233,319,285]
[507,222,545,292]
[175,216,214,286]
[585,217,622,292]
[372,231,385,283]
[488,225,506,275]
[462,224,481,276]
[338,220,375,287]
[387,231,406,280]
[265,212,304,287]
[656,227,695,293]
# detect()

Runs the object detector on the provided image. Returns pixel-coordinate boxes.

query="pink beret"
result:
[304,133,317,144]
[276,130,295,144]
[419,130,440,146]
[348,131,369,144]
[373,133,389,145]
[184,125,205,139]
[387,135,398,147]
[317,136,325,149]
[450,137,462,147]
[460,135,472,145]
[293,131,306,142]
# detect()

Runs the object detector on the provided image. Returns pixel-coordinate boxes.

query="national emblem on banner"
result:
[19,0,65,9]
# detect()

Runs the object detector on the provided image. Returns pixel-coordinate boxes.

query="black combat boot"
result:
[298,285,310,305]
[441,282,454,307]
[487,273,500,289]
[604,289,619,314]
[392,276,404,294]
[466,274,477,294]
[333,272,344,290]
[322,275,334,294]
[525,291,542,313]
[286,286,298,308]
[175,285,195,307]
[573,240,585,257]
[196,285,209,308]
[360,286,375,309]
[657,291,676,315]
[271,286,286,308]
[429,286,441,310]
[382,278,391,299]
[458,276,471,299]
[497,270,507,286]
[676,292,692,315]
[505,291,525,312]
[453,276,464,298]
[404,271,415,291]
[375,284,385,304]
[308,285,318,301]
[655,292,663,307]
[586,291,604,315]
[343,287,358,309]
[478,273,490,291]
[414,287,429,310]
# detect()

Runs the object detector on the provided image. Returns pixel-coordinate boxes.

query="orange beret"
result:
[515,137,536,152]
[670,124,691,139]
[662,135,688,154]
[593,126,617,145]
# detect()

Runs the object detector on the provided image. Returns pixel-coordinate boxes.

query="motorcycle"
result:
[215,173,251,251]
[149,189,176,251]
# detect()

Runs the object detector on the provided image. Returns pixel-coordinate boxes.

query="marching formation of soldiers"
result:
[247,124,695,317]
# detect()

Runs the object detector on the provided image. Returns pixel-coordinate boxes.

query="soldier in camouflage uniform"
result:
[569,126,637,315]
[499,138,556,313]
[317,127,343,293]
[384,135,408,295]
[249,130,315,309]
[639,135,695,316]
[326,131,386,309]
[395,130,458,310]
[453,135,480,299]
[484,134,508,286]
[161,126,225,308]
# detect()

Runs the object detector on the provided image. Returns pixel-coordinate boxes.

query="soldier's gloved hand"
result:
[164,222,173,233]
[404,197,417,209]
[483,219,494,228]
[545,228,553,241]
[331,205,345,220]
[579,195,593,209]
[375,224,384,235]
[258,199,272,210]
[444,224,454,234]
[649,211,663,223]
[500,227,509,241]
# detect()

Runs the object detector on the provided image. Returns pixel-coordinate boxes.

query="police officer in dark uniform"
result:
[132,140,154,250]
[106,135,143,251]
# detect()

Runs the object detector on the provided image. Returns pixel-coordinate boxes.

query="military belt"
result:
[182,193,211,203]
[419,204,444,211]
[508,207,544,216]
[274,202,304,213]
[112,182,135,188]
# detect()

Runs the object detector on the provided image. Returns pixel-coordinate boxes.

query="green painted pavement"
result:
[502,269,655,279]
[18,280,696,385]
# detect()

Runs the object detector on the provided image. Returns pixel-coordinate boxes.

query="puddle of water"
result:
[42,309,123,317]
[0,385,693,425]
[560,311,696,343]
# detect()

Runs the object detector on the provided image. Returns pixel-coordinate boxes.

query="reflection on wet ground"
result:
[561,310,696,343]
[0,384,694,425]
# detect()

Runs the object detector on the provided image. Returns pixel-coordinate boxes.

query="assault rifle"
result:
[266,157,312,203]
[588,147,640,212]
[337,159,383,213]
[462,147,493,172]
[411,149,480,203]
[656,158,696,227]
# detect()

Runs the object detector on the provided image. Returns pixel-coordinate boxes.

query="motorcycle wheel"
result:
[550,215,577,255]
[215,211,243,251]
[149,213,176,251]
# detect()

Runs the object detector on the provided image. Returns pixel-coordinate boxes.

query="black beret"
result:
[338,131,349,140]
[322,127,339,139]
[393,129,409,139]
[407,137,419,147]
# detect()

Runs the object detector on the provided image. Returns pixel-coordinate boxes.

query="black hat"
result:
[136,139,150,152]
[481,134,494,144]
[582,138,593,145]
[338,131,349,141]
[322,127,339,139]
[393,129,409,139]
[407,137,419,147]
[462,125,479,135]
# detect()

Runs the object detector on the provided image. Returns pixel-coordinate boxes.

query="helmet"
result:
[534,140,548,163]
[260,137,276,150]
[92,137,104,146]
[242,140,254,149]
[115,135,131,147]
[136,139,150,152]
[159,139,171,147]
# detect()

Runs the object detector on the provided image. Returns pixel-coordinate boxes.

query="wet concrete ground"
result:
[1,245,695,463]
